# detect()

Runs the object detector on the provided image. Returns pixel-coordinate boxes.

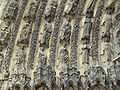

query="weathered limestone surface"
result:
[0,0,120,90]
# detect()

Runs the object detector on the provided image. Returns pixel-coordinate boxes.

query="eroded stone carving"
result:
[56,43,69,70]
[107,62,120,89]
[44,0,58,21]
[37,47,47,67]
[4,0,19,20]
[59,66,82,89]
[7,45,30,90]
[39,21,52,47]
[17,22,32,46]
[59,18,71,43]
[24,1,40,22]
[0,21,11,45]
[34,65,56,89]
[81,0,96,64]
[63,0,79,16]
[13,45,26,74]
[84,64,106,90]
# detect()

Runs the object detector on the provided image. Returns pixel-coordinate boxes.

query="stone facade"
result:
[0,0,120,90]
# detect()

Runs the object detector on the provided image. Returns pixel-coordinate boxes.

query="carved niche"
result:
[59,65,82,90]
[44,0,58,21]
[84,63,107,90]
[34,47,56,90]
[34,65,56,90]
[17,21,32,46]
[4,0,19,20]
[39,21,52,47]
[59,18,71,43]
[63,0,79,16]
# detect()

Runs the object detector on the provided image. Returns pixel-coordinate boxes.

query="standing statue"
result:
[63,0,79,16]
[57,43,69,69]
[4,0,19,20]
[39,21,52,47]
[0,21,11,45]
[44,0,58,20]
[59,18,71,43]
[13,45,26,74]
[37,47,47,67]
[17,22,32,46]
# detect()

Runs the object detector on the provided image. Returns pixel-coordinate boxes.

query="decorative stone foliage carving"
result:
[39,21,52,47]
[4,0,19,20]
[44,0,58,21]
[27,0,48,69]
[70,0,86,66]
[91,0,104,61]
[49,0,67,67]
[2,0,28,74]
[63,0,79,16]
[59,18,71,43]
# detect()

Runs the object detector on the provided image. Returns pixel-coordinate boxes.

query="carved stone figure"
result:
[17,22,32,46]
[0,21,11,45]
[82,44,90,64]
[0,52,4,72]
[13,45,26,74]
[24,1,39,22]
[44,0,58,20]
[59,18,71,43]
[4,0,19,20]
[57,43,69,68]
[39,21,52,47]
[63,0,79,16]
[37,47,47,67]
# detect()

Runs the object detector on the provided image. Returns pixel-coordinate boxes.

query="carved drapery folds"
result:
[59,18,71,43]
[39,21,52,47]
[56,43,69,70]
